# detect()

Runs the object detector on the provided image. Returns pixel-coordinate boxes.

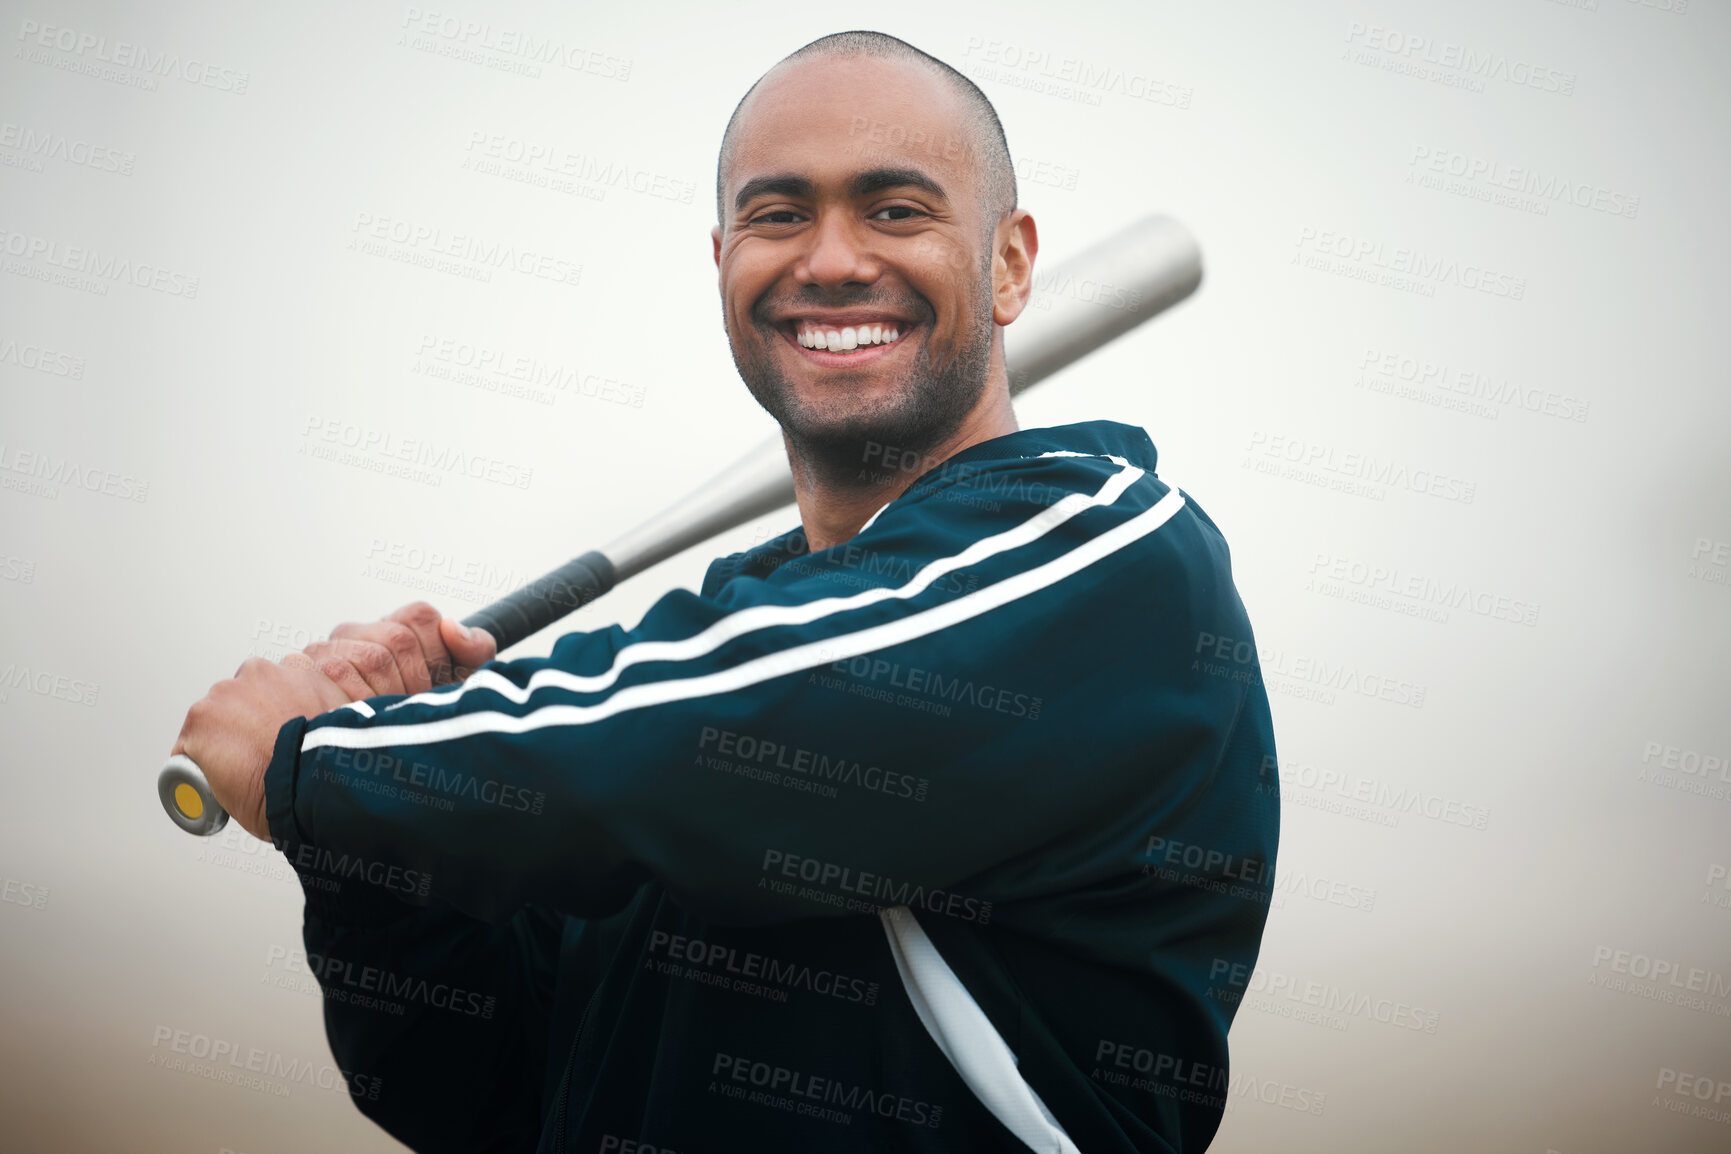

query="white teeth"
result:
[796,323,904,351]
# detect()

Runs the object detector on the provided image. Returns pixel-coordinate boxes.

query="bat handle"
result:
[158,550,618,837]
[158,754,229,837]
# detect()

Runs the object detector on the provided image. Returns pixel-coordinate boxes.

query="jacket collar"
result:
[702,421,1157,593]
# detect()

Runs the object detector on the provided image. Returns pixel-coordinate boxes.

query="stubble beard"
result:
[727,259,996,488]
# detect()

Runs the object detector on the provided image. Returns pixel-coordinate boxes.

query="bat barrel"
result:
[1005,214,1203,396]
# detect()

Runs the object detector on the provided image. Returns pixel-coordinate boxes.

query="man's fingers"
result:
[387,601,454,688]
[301,639,408,697]
[440,616,498,679]
[272,656,353,713]
[282,651,373,704]
[332,614,439,693]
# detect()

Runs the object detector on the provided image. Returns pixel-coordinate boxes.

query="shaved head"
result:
[716,31,1017,237]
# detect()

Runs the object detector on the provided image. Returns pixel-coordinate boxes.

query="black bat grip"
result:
[459,549,617,652]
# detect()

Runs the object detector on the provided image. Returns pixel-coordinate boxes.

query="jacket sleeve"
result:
[263,448,1245,931]
[265,714,569,1152]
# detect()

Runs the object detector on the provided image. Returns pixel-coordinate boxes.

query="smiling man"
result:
[172,31,1278,1153]
[711,32,1026,554]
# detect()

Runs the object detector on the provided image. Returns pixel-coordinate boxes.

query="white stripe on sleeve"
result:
[301,486,1184,754]
[379,457,1147,717]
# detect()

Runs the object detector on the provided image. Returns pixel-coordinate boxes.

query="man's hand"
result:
[169,603,496,842]
[170,659,350,841]
[293,601,498,700]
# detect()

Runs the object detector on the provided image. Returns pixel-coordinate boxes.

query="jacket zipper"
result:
[551,984,601,1151]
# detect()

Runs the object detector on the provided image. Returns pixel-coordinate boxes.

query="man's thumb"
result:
[440,616,498,675]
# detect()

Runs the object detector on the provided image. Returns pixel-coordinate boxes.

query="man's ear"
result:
[992,210,1038,327]
[712,225,723,269]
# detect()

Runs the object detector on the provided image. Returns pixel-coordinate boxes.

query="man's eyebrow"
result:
[734,174,815,213]
[733,168,951,213]
[852,167,948,201]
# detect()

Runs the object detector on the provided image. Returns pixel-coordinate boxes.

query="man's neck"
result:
[786,378,1019,555]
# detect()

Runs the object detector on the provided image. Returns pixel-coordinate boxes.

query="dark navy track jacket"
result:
[263,419,1280,1153]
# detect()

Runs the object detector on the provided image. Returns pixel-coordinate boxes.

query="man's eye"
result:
[872,205,925,222]
[752,210,801,224]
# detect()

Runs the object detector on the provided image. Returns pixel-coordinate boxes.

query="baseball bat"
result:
[158,214,1204,836]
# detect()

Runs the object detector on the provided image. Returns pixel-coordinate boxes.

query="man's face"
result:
[713,56,1000,465]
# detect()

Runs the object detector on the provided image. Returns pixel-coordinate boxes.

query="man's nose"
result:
[795,212,878,288]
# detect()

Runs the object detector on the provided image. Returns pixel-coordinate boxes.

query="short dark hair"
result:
[716,31,1017,235]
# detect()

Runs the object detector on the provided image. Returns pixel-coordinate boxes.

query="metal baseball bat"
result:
[159,214,1204,836]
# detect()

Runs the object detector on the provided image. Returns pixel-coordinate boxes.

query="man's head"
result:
[711,31,1036,480]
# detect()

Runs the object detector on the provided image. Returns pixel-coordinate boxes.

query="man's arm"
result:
[262,449,1246,929]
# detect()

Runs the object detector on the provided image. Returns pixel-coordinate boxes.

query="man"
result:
[173,31,1279,1153]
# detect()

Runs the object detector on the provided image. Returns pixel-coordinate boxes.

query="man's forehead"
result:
[728,55,977,192]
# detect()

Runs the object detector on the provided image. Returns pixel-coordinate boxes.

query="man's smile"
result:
[774,313,918,366]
